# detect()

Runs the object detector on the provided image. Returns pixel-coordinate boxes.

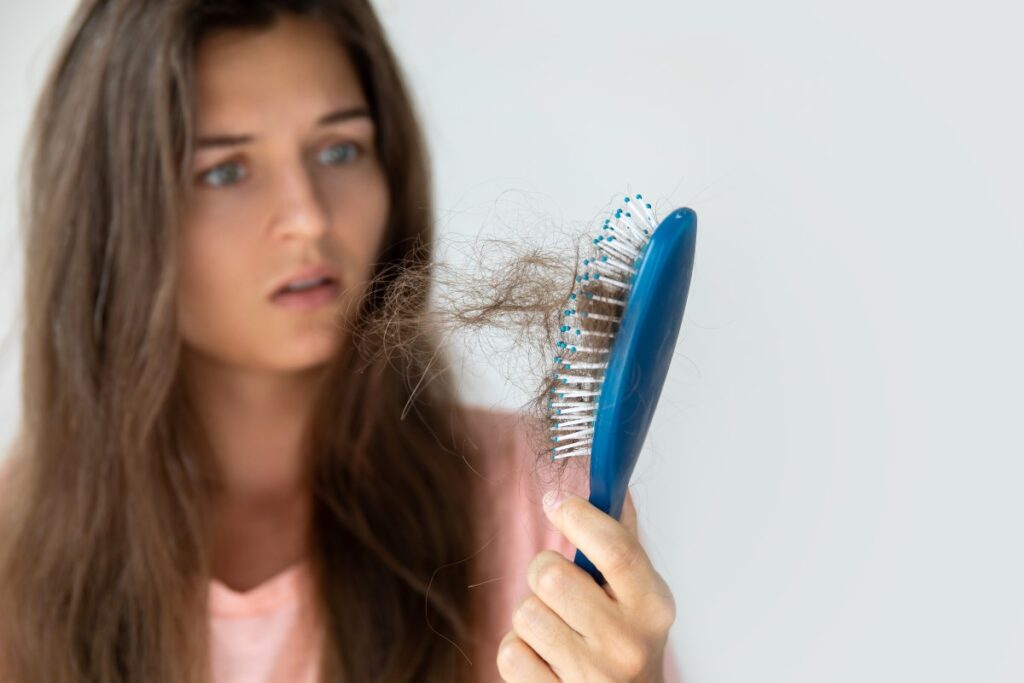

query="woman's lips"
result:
[268,262,341,299]
[270,280,341,311]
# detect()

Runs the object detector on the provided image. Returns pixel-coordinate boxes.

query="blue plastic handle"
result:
[573,207,697,585]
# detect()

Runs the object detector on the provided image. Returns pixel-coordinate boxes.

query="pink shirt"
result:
[207,405,683,682]
[2,405,682,681]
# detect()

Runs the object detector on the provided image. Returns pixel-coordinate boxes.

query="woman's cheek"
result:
[177,224,254,360]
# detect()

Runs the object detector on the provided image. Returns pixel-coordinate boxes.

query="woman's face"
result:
[178,14,389,373]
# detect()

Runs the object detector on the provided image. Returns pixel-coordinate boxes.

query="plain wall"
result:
[2,1,1022,681]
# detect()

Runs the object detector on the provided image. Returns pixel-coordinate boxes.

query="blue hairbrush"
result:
[548,193,697,586]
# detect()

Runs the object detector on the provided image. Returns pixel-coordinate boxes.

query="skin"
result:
[177,14,389,592]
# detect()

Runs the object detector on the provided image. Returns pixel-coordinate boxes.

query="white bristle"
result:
[546,192,660,461]
[592,275,631,290]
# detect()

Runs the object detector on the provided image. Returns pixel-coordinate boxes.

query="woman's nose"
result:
[269,162,330,241]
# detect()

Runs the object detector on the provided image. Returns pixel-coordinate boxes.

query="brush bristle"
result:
[546,193,660,461]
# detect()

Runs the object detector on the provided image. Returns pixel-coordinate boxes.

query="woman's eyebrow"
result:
[195,105,372,150]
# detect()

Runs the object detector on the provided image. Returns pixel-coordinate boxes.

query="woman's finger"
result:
[510,594,587,681]
[620,487,639,539]
[543,492,660,605]
[496,630,559,683]
[525,549,616,638]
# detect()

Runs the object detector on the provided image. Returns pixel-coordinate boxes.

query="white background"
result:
[2,1,1022,681]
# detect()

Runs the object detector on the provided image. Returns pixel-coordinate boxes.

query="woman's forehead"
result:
[193,15,364,128]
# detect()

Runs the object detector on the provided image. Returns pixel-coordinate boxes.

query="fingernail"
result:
[542,489,566,513]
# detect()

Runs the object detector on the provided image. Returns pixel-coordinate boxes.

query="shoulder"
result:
[454,403,521,486]
[456,403,529,464]
[459,402,588,558]
[458,402,586,498]
[461,404,590,643]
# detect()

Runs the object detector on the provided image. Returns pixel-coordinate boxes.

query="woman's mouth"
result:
[270,275,341,311]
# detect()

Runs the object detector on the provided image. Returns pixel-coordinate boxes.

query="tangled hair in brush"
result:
[338,191,636,492]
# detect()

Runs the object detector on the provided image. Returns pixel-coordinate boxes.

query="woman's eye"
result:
[319,141,362,166]
[199,162,247,188]
[196,142,362,189]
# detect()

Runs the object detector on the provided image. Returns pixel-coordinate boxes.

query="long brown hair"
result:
[0,0,493,680]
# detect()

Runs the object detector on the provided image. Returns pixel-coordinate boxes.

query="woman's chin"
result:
[269,330,342,372]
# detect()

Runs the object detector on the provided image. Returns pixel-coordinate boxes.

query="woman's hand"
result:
[497,489,676,682]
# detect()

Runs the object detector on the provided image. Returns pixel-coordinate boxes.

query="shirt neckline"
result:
[208,559,311,618]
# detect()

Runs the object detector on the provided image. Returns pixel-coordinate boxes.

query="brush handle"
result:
[573,207,697,586]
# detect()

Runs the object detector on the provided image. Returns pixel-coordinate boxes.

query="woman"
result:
[0,1,680,681]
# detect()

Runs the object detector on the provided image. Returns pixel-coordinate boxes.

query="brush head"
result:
[546,193,697,584]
